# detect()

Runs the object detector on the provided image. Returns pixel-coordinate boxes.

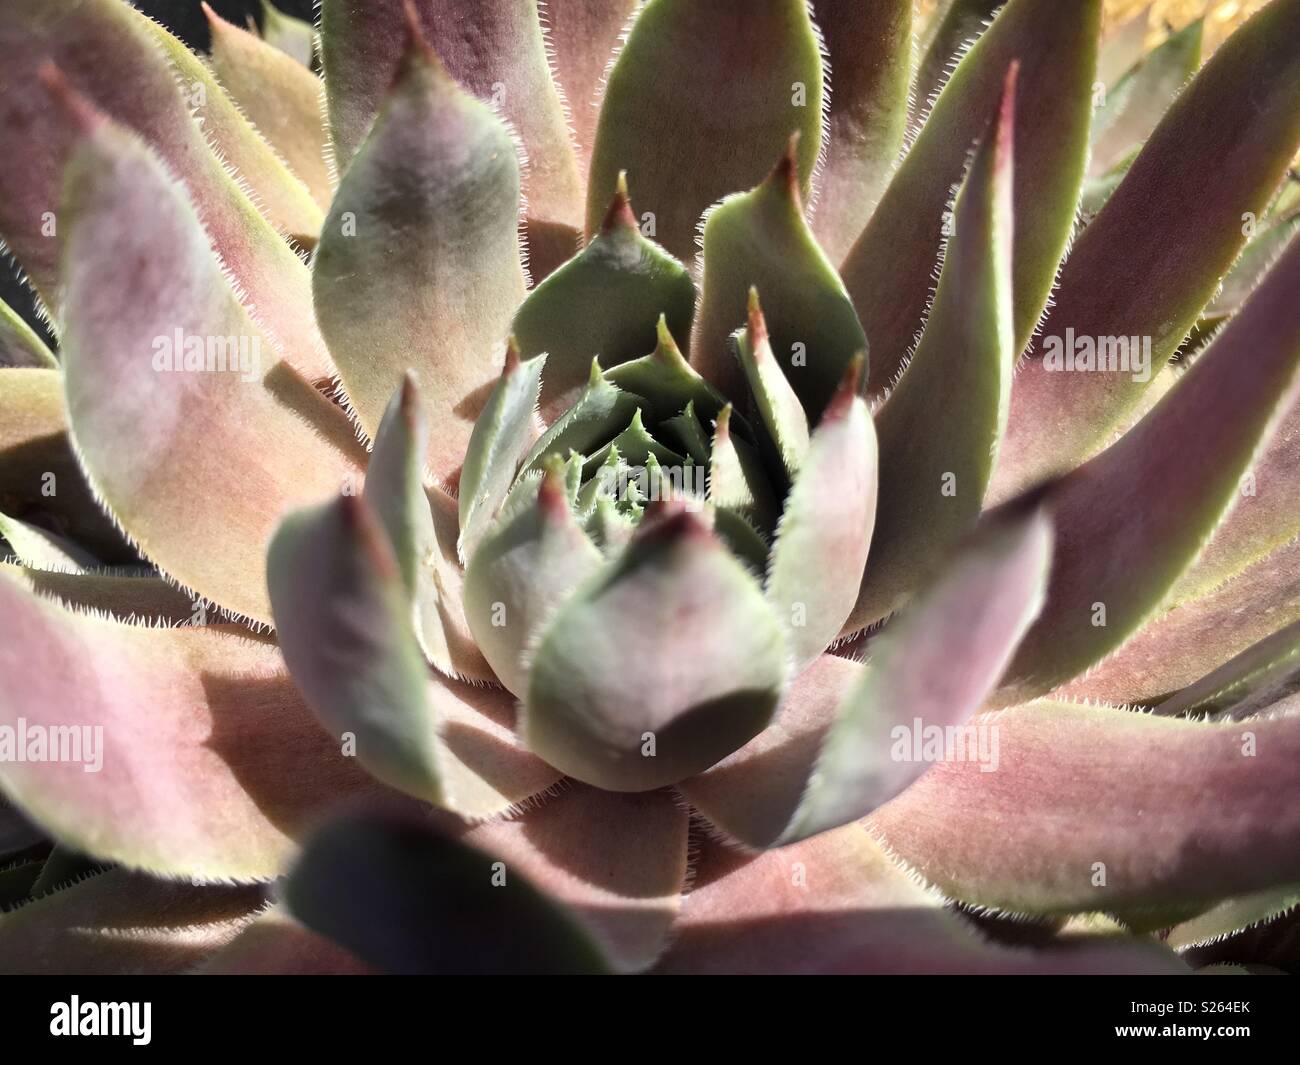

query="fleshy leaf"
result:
[519,360,644,475]
[0,369,131,563]
[58,107,361,624]
[766,358,877,671]
[605,315,727,427]
[996,227,1300,704]
[461,783,688,973]
[872,699,1300,916]
[320,0,581,277]
[585,0,824,262]
[581,408,685,478]
[842,0,1099,394]
[657,823,1187,974]
[139,11,323,241]
[524,503,787,791]
[269,493,560,815]
[0,561,198,625]
[259,0,316,67]
[1165,887,1300,953]
[733,290,811,482]
[1204,211,1300,323]
[692,145,868,419]
[313,29,527,490]
[683,501,1051,849]
[0,571,382,880]
[268,494,444,802]
[808,0,912,263]
[992,0,1300,499]
[1058,537,1300,708]
[0,0,331,376]
[1156,618,1300,720]
[204,2,333,207]
[846,72,1015,632]
[708,404,780,536]
[457,345,546,559]
[464,462,603,697]
[0,510,97,573]
[544,0,638,172]
[1089,18,1202,177]
[0,299,55,369]
[908,0,1003,136]
[286,806,611,974]
[513,177,695,416]
[198,908,379,975]
[0,869,263,976]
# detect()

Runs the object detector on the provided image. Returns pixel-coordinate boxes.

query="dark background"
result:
[1,1,319,348]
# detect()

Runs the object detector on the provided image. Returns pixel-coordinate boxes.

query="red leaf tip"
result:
[601,171,637,233]
[823,352,866,422]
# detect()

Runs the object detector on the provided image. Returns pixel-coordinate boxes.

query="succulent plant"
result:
[0,0,1299,976]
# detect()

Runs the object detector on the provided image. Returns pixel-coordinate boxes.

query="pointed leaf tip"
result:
[600,175,638,233]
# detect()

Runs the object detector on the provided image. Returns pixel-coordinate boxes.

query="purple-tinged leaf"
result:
[0,571,383,881]
[58,108,362,624]
[766,358,877,671]
[848,73,1015,632]
[683,500,1050,848]
[0,869,264,976]
[462,783,688,972]
[0,561,197,626]
[197,908,380,975]
[0,0,332,377]
[313,30,526,491]
[321,0,582,278]
[692,147,867,420]
[286,805,612,974]
[1156,618,1300,720]
[524,502,787,791]
[872,699,1300,915]
[543,0,638,173]
[268,494,445,802]
[808,0,912,263]
[585,0,824,262]
[992,0,1300,500]
[996,228,1300,704]
[841,0,1099,394]
[1056,537,1300,708]
[656,823,1188,974]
